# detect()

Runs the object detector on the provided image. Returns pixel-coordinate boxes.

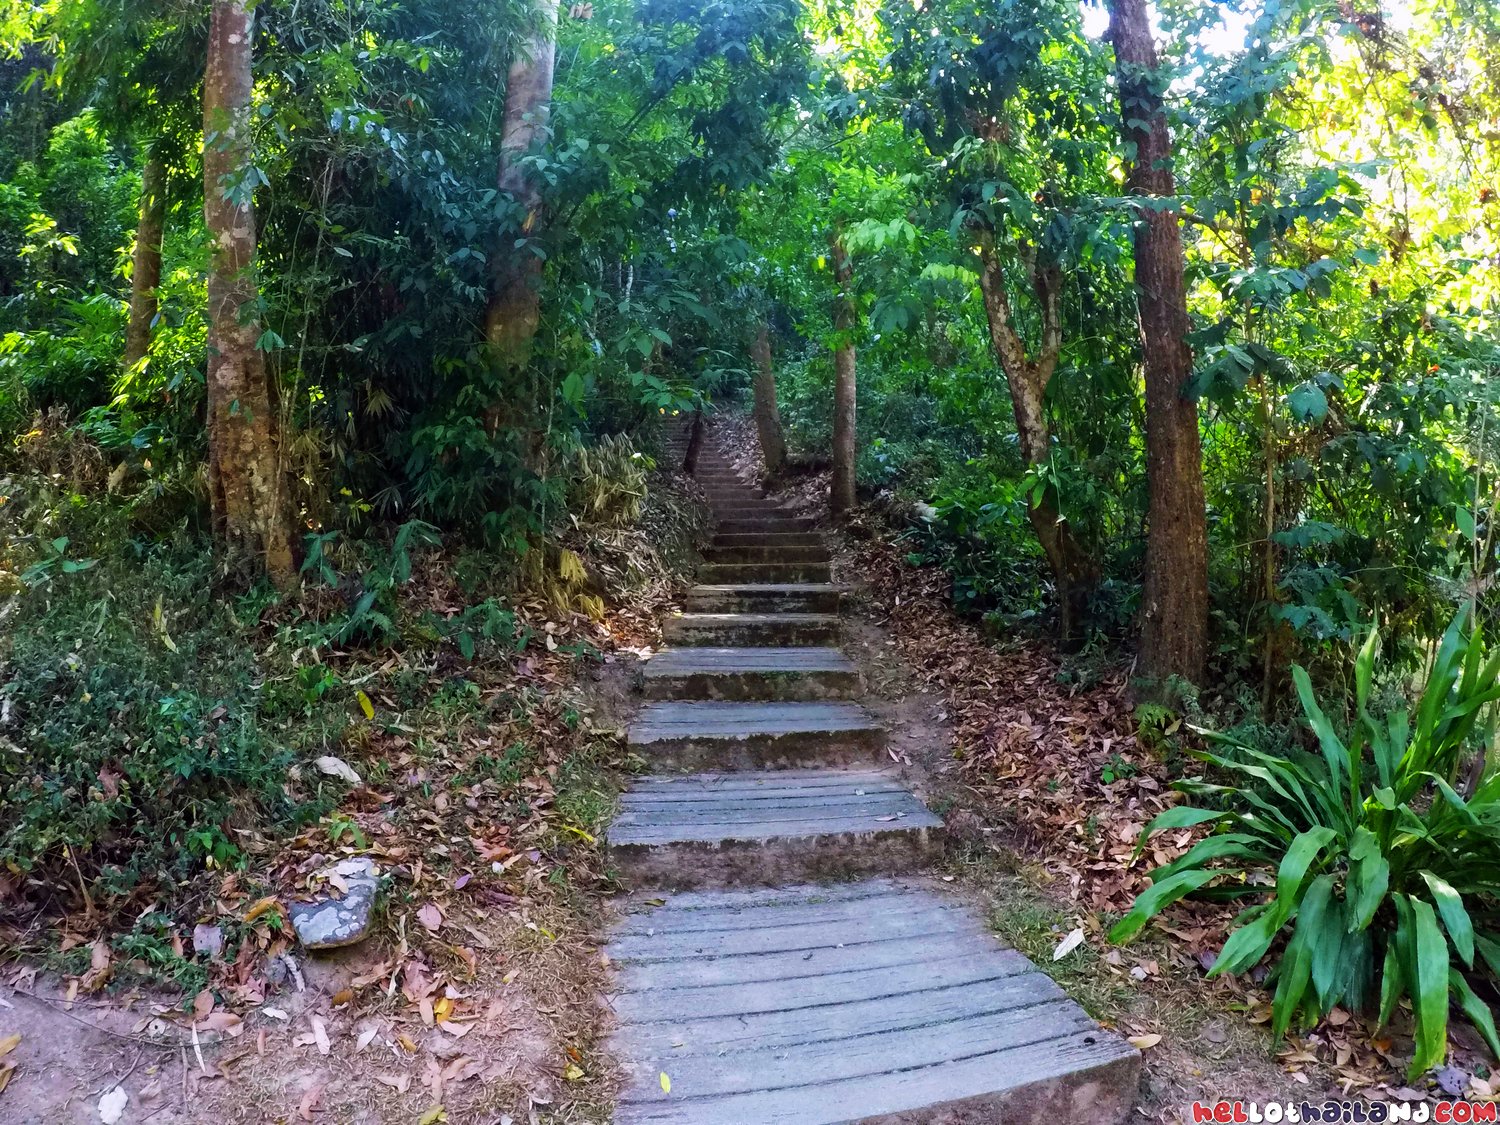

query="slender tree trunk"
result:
[974,228,1096,640]
[1109,0,1210,686]
[124,151,166,370]
[682,410,705,475]
[203,0,295,587]
[483,0,560,427]
[829,230,857,518]
[749,323,788,478]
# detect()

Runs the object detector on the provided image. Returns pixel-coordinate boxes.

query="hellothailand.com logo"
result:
[1192,1101,1499,1123]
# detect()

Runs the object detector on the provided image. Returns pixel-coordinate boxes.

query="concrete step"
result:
[684,583,845,614]
[662,612,840,647]
[711,532,824,549]
[606,879,1140,1125]
[710,502,796,517]
[642,646,858,700]
[606,771,945,887]
[702,545,830,565]
[716,516,817,534]
[627,700,885,770]
[698,561,833,584]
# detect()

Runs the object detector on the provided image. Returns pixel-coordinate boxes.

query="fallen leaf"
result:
[297,1078,325,1121]
[315,756,362,785]
[356,1025,378,1052]
[0,1034,17,1059]
[376,1073,412,1093]
[418,1106,447,1124]
[355,690,375,720]
[1127,1034,1162,1050]
[1052,927,1085,961]
[564,1064,584,1081]
[330,988,353,1008]
[660,1072,671,1093]
[417,903,443,933]
[0,1062,14,1094]
[309,1014,331,1056]
[98,1086,128,1124]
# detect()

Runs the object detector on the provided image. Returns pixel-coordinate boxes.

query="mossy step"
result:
[698,562,833,584]
[606,770,945,888]
[627,700,884,770]
[641,646,858,700]
[662,611,839,647]
[684,583,845,614]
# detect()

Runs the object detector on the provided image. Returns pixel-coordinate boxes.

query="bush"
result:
[1111,614,1500,1077]
[0,503,319,907]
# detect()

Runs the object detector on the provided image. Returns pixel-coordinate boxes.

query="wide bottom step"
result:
[607,878,1141,1125]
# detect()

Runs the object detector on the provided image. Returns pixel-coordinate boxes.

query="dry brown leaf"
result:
[375,1073,411,1093]
[309,1014,331,1056]
[417,903,443,933]
[297,1078,325,1121]
[1128,1033,1162,1050]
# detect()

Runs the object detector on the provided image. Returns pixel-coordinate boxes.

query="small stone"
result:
[289,857,382,950]
[1436,1066,1469,1097]
[192,923,224,959]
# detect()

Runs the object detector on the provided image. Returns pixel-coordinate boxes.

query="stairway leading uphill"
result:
[602,430,1140,1125]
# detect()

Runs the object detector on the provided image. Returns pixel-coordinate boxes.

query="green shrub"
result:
[1111,614,1500,1077]
[0,525,319,907]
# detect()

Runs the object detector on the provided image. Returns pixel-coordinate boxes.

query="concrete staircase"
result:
[603,434,1139,1124]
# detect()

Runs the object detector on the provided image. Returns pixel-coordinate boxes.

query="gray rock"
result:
[192,923,224,959]
[289,857,382,950]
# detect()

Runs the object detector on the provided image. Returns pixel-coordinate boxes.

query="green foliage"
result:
[1111,615,1500,1076]
[0,510,320,902]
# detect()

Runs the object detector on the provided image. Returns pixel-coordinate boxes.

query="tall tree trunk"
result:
[203,0,295,587]
[749,323,788,478]
[124,150,165,370]
[1109,0,1210,687]
[682,410,705,475]
[483,0,560,426]
[829,230,857,518]
[974,227,1096,640]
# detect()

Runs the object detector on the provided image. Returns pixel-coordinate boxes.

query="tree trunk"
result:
[203,0,295,587]
[1109,0,1210,687]
[829,230,857,518]
[483,0,560,422]
[749,323,788,478]
[682,410,705,475]
[974,227,1096,639]
[124,151,165,370]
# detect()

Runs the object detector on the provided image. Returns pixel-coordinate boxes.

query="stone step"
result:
[642,646,858,700]
[606,879,1140,1125]
[627,700,885,770]
[716,516,817,534]
[606,771,945,887]
[662,612,840,647]
[698,561,833,584]
[684,583,844,614]
[702,490,769,504]
[711,532,824,549]
[702,545,830,565]
[710,502,796,516]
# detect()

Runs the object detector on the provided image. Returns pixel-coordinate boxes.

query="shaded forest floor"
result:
[3,416,1496,1123]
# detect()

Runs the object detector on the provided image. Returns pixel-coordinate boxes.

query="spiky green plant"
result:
[1111,614,1500,1078]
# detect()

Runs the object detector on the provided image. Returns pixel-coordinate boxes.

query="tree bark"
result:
[749,323,788,478]
[483,0,560,420]
[829,230,857,519]
[203,0,295,587]
[974,227,1096,639]
[1108,0,1210,686]
[124,150,165,370]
